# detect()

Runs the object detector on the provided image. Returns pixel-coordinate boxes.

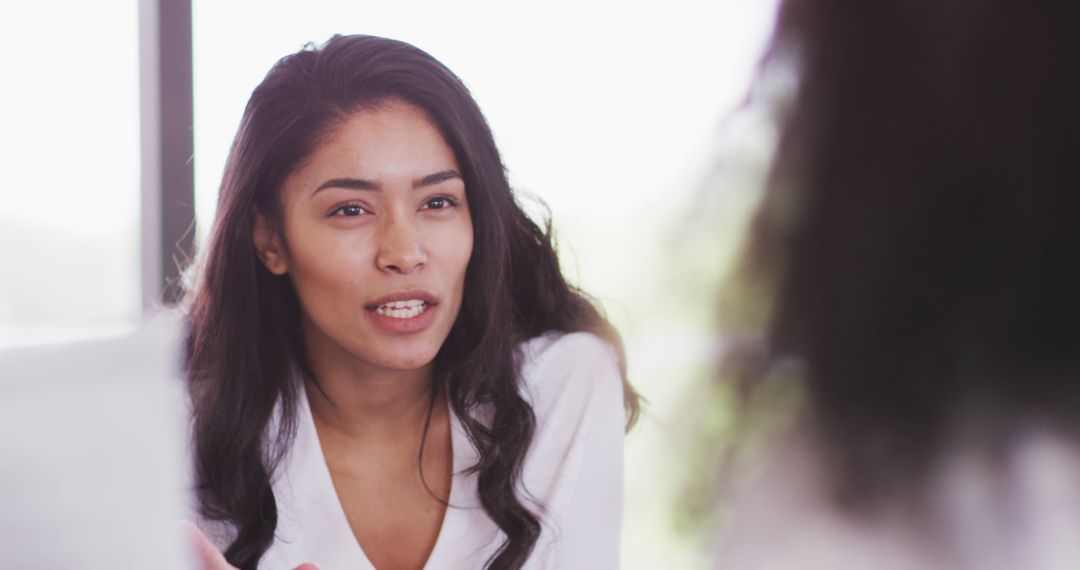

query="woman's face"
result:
[254,100,473,374]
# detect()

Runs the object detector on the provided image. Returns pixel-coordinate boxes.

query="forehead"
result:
[290,100,459,189]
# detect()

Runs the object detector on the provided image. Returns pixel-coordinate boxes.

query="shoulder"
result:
[517,331,624,425]
[716,429,938,570]
[512,332,627,564]
[519,331,621,392]
[521,330,618,371]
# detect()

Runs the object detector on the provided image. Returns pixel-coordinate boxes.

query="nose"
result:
[376,215,427,274]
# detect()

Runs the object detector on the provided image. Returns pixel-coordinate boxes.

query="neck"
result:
[303,331,436,444]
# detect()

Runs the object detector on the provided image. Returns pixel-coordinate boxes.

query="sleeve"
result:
[518,332,627,569]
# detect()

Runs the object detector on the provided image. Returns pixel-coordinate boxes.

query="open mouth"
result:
[373,299,428,319]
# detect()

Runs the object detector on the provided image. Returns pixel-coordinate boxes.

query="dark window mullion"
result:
[139,0,194,309]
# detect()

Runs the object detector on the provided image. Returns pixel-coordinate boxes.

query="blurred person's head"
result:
[184,34,636,569]
[730,0,1080,509]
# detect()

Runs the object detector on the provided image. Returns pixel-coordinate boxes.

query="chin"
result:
[377,353,434,371]
[362,338,442,371]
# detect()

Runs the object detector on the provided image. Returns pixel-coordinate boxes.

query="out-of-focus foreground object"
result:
[0,314,192,570]
[710,0,1080,567]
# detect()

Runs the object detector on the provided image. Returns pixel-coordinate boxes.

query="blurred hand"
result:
[183,522,319,570]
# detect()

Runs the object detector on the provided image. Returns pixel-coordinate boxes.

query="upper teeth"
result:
[376,299,427,318]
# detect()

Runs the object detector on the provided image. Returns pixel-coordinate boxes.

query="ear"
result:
[252,210,289,275]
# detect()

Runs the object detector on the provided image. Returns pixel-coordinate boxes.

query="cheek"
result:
[286,226,373,301]
[423,218,473,303]
[444,221,474,285]
[438,231,472,325]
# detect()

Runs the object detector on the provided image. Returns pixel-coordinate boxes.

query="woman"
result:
[185,34,638,570]
[713,0,1080,568]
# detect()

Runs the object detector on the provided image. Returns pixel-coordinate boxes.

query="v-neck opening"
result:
[298,383,465,569]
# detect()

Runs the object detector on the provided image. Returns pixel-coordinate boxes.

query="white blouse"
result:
[202,331,626,569]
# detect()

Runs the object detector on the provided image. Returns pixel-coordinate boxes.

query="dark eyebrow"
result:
[312,177,380,197]
[311,170,461,198]
[414,170,462,189]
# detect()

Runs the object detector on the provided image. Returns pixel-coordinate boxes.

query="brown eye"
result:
[331,204,368,217]
[423,196,457,210]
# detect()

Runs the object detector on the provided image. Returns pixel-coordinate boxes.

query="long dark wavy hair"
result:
[727,0,1080,511]
[185,34,639,570]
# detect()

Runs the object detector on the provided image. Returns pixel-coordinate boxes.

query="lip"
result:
[365,290,439,310]
[364,290,439,335]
